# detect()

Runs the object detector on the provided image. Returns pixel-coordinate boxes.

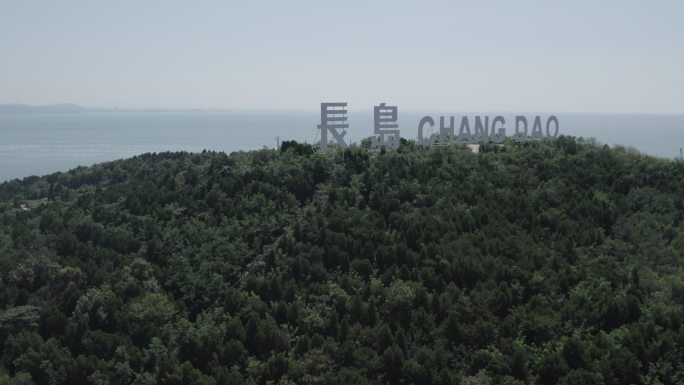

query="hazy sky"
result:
[1,1,683,112]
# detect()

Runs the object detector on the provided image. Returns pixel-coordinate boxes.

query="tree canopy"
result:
[0,138,683,384]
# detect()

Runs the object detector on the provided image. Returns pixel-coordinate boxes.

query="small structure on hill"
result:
[467,144,480,154]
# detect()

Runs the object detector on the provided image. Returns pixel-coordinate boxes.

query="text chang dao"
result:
[317,102,560,150]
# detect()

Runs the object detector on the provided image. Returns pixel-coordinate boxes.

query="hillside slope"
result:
[1,138,683,385]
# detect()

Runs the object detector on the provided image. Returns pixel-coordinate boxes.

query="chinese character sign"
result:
[318,102,349,151]
[371,103,400,150]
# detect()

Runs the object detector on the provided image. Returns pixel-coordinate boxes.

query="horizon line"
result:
[2,102,684,116]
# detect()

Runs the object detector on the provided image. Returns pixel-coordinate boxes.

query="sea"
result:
[1,111,683,182]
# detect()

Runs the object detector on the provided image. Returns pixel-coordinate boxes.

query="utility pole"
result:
[276,136,280,149]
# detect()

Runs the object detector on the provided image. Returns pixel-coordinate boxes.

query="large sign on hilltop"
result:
[317,102,560,151]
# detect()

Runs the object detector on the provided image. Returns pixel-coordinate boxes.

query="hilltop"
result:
[0,138,683,385]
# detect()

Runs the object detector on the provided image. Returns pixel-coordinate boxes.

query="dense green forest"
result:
[0,138,683,385]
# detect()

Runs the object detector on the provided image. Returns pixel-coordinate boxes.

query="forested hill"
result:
[1,138,683,385]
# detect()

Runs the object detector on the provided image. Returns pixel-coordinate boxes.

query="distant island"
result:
[0,103,95,113]
[0,103,282,114]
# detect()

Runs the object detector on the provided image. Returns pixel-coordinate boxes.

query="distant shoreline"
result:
[0,103,317,114]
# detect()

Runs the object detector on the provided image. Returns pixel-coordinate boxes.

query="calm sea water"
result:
[1,111,683,182]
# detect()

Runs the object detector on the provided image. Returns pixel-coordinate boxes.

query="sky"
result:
[1,1,683,113]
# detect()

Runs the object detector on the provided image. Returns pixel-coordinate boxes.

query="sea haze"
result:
[0,111,683,182]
